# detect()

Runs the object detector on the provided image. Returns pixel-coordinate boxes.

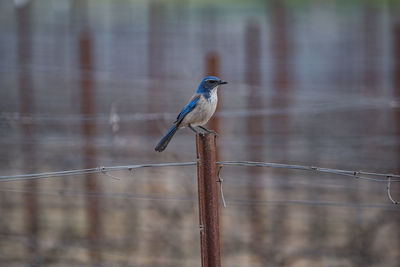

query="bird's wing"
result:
[174,94,201,124]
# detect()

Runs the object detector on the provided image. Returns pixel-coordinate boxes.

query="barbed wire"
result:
[1,160,399,183]
[1,160,399,204]
[387,178,399,204]
[0,162,197,182]
[216,161,400,205]
[217,161,400,182]
[1,160,399,205]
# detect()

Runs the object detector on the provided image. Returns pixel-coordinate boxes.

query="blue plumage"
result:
[175,95,200,124]
[154,125,177,152]
[155,76,228,152]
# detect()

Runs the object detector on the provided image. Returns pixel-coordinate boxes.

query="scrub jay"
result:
[155,76,228,152]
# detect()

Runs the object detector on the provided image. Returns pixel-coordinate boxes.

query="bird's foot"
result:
[198,126,219,137]
[207,130,219,137]
[188,124,199,134]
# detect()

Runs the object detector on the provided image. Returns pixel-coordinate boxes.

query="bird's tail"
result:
[155,125,178,152]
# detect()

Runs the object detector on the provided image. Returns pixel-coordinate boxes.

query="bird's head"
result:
[197,76,228,93]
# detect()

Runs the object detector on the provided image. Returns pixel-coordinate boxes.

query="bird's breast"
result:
[207,87,218,105]
[181,91,218,127]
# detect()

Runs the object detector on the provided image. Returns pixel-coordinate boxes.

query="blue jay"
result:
[155,76,228,152]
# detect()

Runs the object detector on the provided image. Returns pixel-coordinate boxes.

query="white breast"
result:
[208,86,218,105]
[181,88,218,127]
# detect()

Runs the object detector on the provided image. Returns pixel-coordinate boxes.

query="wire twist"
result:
[1,160,399,205]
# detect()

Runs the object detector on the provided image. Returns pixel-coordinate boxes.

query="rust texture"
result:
[395,26,400,95]
[79,30,102,263]
[394,26,400,260]
[196,133,221,267]
[17,2,40,263]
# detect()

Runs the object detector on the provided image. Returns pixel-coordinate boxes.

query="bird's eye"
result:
[209,80,216,84]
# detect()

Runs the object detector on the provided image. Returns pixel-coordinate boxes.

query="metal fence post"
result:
[196,133,221,267]
[79,29,102,264]
[17,2,40,264]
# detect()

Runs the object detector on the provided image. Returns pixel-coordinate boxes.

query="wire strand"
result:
[0,161,399,184]
[0,162,196,182]
[217,161,400,182]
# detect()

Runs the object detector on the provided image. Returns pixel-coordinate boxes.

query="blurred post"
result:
[269,1,293,263]
[146,2,169,262]
[147,0,166,133]
[363,4,379,96]
[79,29,102,264]
[395,26,400,94]
[196,133,221,267]
[394,25,400,263]
[245,20,266,262]
[205,52,221,161]
[16,1,40,264]
[271,0,292,91]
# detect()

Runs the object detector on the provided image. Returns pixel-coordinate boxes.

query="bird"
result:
[155,76,228,152]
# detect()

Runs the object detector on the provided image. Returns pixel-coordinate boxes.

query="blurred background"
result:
[1,0,400,266]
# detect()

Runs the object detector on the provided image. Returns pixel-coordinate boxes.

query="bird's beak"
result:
[219,80,228,85]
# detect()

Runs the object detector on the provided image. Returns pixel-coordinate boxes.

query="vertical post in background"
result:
[196,133,221,267]
[395,26,400,93]
[343,6,381,263]
[205,52,221,161]
[16,1,40,264]
[79,29,102,264]
[393,25,400,263]
[245,20,266,263]
[269,1,293,263]
[363,4,379,96]
[146,2,170,262]
[271,0,292,92]
[147,0,166,133]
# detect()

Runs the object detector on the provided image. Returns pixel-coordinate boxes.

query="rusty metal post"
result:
[395,26,400,95]
[16,2,40,264]
[79,29,102,264]
[196,133,221,267]
[394,25,400,263]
